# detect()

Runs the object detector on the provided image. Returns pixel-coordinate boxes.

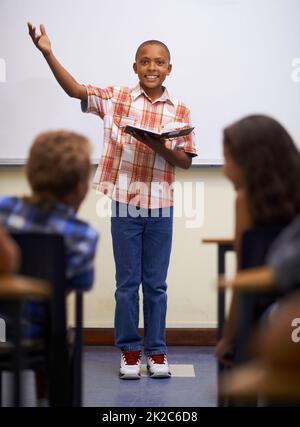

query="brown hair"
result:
[224,115,300,225]
[25,130,92,209]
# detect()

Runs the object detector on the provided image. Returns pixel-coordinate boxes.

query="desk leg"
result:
[217,246,226,407]
[73,293,83,407]
[12,302,22,407]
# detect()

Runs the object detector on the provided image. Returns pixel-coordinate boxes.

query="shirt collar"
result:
[52,202,76,217]
[130,83,175,106]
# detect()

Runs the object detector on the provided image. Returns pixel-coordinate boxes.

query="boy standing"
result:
[28,23,197,379]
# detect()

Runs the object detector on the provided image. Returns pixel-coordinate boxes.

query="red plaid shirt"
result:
[82,84,197,208]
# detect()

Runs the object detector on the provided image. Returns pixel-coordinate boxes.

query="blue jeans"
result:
[111,201,173,355]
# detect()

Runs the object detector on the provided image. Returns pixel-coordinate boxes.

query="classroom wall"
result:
[0,167,236,328]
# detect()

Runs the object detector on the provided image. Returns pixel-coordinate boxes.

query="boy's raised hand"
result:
[27,22,87,101]
[27,22,51,56]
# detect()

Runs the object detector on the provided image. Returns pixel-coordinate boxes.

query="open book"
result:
[124,122,194,139]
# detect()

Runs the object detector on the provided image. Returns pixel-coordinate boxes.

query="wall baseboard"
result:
[83,328,217,346]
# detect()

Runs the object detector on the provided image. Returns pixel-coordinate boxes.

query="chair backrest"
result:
[240,225,287,269]
[10,232,70,406]
[235,224,287,364]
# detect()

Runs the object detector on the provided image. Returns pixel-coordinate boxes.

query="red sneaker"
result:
[147,354,171,378]
[119,351,141,379]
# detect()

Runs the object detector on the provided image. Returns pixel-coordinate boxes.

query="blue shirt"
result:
[0,196,99,291]
[0,196,99,337]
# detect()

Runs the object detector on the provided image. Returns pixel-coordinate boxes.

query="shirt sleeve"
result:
[81,85,115,119]
[174,108,198,157]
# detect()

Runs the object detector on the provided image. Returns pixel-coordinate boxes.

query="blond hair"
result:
[25,130,92,209]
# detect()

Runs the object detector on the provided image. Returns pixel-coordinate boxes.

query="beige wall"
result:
[0,167,236,328]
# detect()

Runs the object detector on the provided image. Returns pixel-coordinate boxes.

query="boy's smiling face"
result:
[133,43,172,101]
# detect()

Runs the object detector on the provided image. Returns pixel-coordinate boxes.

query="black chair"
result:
[0,275,50,406]
[234,225,287,365]
[0,233,84,407]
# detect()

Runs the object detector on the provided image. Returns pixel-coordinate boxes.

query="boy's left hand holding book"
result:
[129,130,165,152]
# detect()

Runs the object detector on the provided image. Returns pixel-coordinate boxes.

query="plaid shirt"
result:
[0,196,99,291]
[82,84,198,209]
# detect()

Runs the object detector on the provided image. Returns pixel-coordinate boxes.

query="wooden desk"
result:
[0,275,50,300]
[202,237,234,407]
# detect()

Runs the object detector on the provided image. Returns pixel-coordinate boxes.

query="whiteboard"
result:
[0,0,300,165]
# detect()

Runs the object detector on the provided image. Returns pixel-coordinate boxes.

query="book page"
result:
[161,122,190,132]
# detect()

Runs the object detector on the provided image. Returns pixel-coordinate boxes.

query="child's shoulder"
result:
[113,86,132,102]
[166,91,191,115]
[88,85,130,98]
[177,98,190,111]
[0,195,21,211]
[113,85,130,92]
[69,215,99,244]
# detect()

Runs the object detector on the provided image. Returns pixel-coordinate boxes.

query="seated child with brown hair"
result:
[0,130,99,405]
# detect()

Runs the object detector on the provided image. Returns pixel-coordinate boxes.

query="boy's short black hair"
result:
[135,40,171,62]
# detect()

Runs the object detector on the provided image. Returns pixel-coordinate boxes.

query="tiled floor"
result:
[85,346,217,407]
[2,346,217,407]
[140,363,196,377]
